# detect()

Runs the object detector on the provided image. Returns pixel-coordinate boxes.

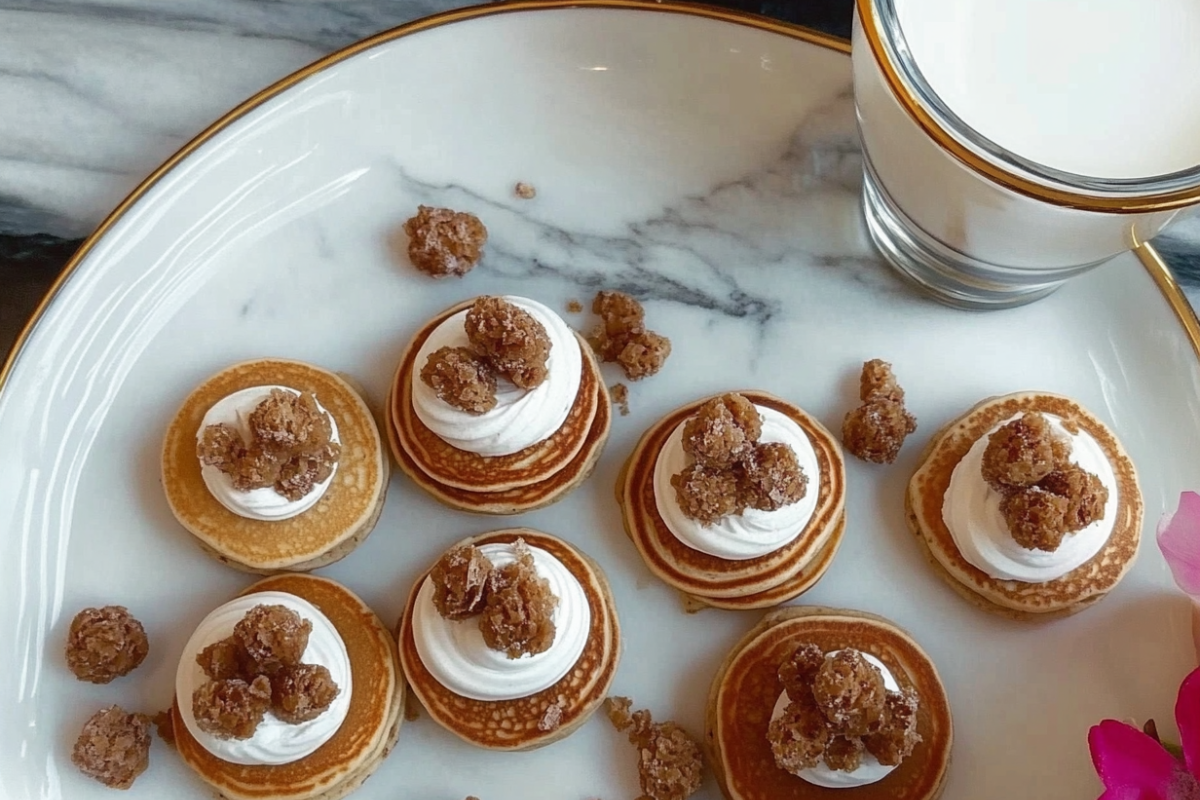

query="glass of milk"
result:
[853,0,1200,308]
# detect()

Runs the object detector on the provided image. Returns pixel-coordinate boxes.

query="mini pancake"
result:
[398,528,621,750]
[617,391,846,610]
[162,359,389,574]
[907,392,1142,619]
[388,300,610,515]
[171,574,403,800]
[706,606,952,800]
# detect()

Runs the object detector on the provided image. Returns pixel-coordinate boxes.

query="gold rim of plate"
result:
[0,0,1197,395]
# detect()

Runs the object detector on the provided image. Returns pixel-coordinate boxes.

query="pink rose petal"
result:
[1177,667,1200,775]
[1158,493,1200,598]
[1089,719,1181,796]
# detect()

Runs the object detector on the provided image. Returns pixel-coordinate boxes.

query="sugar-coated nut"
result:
[980,412,1065,492]
[420,346,498,415]
[192,675,273,740]
[823,735,866,772]
[1000,486,1071,552]
[609,703,704,800]
[270,663,340,724]
[65,605,149,684]
[196,636,248,681]
[71,706,152,789]
[681,393,762,468]
[778,643,825,699]
[859,358,904,403]
[430,543,494,621]
[739,442,808,512]
[617,330,672,381]
[864,687,922,766]
[842,397,917,464]
[591,291,646,361]
[403,205,487,278]
[1038,464,1109,533]
[768,696,830,775]
[811,650,887,737]
[464,296,552,390]
[233,604,313,675]
[671,463,743,524]
[478,541,558,659]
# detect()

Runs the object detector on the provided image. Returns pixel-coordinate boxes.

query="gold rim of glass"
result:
[855,0,1200,214]
[1,0,1196,396]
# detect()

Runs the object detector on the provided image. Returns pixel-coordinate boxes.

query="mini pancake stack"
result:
[706,606,953,800]
[386,300,611,515]
[170,574,403,800]
[907,392,1143,619]
[397,528,621,750]
[162,359,389,573]
[618,391,846,610]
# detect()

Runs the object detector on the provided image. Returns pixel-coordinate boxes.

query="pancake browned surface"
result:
[162,359,389,574]
[172,574,403,800]
[907,392,1142,619]
[389,301,611,514]
[398,528,621,750]
[617,392,845,609]
[706,606,952,800]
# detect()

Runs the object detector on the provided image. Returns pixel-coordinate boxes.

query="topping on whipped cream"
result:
[412,540,590,701]
[842,359,917,465]
[427,540,558,659]
[768,645,920,789]
[668,394,807,526]
[196,386,341,520]
[176,592,352,766]
[979,412,1109,552]
[412,296,583,456]
[942,412,1119,582]
[654,396,817,560]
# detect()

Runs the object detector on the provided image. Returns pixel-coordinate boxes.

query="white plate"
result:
[2,2,1198,798]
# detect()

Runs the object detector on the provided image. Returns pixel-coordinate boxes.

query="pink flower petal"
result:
[1177,667,1200,775]
[1089,720,1182,796]
[1159,493,1200,599]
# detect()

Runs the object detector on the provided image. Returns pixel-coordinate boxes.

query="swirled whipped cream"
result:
[412,296,582,456]
[175,592,353,766]
[196,386,340,521]
[412,542,591,701]
[654,405,820,560]
[942,413,1118,583]
[771,651,900,789]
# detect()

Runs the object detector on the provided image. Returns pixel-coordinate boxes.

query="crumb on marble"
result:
[515,182,537,199]
[567,299,584,314]
[610,382,630,416]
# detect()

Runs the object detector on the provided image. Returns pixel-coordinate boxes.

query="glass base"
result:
[861,156,1106,311]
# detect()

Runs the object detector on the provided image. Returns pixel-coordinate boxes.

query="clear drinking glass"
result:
[852,0,1200,309]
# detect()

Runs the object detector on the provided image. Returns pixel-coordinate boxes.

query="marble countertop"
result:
[2,0,1199,356]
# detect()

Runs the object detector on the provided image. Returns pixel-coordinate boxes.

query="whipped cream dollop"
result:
[195,386,340,521]
[654,405,820,560]
[175,591,353,766]
[942,413,1119,583]
[411,296,583,457]
[771,650,900,789]
[412,542,591,701]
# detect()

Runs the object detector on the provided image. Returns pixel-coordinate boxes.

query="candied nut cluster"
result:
[65,605,149,684]
[671,393,807,524]
[71,706,152,789]
[767,644,921,775]
[403,205,487,278]
[191,604,339,740]
[980,412,1109,552]
[606,697,705,800]
[428,539,560,660]
[842,359,917,464]
[197,389,341,502]
[589,290,672,381]
[420,347,498,415]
